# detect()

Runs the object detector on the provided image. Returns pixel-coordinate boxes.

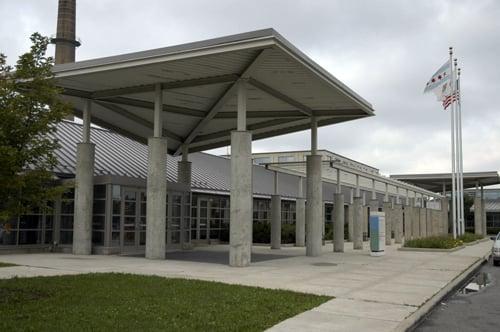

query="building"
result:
[1,121,447,255]
[468,188,500,234]
[3,1,451,263]
[390,172,500,235]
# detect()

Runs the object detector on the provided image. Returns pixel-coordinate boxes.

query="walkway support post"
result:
[481,185,487,236]
[353,175,363,249]
[178,144,192,247]
[347,188,354,242]
[420,198,427,238]
[306,116,323,257]
[383,200,392,246]
[146,84,167,260]
[394,203,403,244]
[73,99,95,255]
[230,80,253,267]
[333,168,344,252]
[295,177,306,247]
[412,198,420,239]
[271,172,281,249]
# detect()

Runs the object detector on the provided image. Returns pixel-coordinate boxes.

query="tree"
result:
[0,33,70,223]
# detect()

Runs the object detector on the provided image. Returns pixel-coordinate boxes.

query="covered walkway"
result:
[53,28,375,265]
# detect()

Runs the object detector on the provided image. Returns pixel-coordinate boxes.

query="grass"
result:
[404,232,484,249]
[0,273,331,332]
[0,262,17,268]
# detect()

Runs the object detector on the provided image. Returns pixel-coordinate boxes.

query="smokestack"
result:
[51,0,80,65]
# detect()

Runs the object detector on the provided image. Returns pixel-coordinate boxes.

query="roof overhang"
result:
[53,28,375,154]
[390,171,500,192]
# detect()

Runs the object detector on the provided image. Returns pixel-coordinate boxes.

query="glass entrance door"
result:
[191,198,209,243]
[122,189,146,250]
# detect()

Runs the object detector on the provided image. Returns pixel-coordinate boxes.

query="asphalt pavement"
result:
[415,256,500,332]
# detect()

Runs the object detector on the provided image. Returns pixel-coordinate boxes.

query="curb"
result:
[465,238,490,246]
[395,253,489,332]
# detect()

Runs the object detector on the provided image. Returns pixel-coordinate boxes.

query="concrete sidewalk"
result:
[0,240,491,331]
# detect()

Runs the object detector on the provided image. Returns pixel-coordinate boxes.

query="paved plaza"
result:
[0,240,491,331]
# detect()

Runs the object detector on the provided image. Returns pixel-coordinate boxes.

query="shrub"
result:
[324,223,333,241]
[253,222,270,243]
[404,236,464,249]
[281,224,295,244]
[457,232,483,243]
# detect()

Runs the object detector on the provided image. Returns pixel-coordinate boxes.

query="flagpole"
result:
[456,63,465,235]
[453,58,461,235]
[449,47,457,239]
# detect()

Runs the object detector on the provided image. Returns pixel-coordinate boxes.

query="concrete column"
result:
[412,203,421,239]
[404,200,413,241]
[394,203,403,244]
[306,154,323,256]
[441,197,449,235]
[270,195,282,249]
[427,208,433,236]
[347,197,354,242]
[420,206,427,238]
[474,197,482,236]
[333,193,344,252]
[369,199,379,213]
[295,198,306,246]
[229,131,253,267]
[353,196,363,249]
[481,185,487,236]
[177,160,192,187]
[145,137,168,259]
[383,201,392,245]
[73,99,94,255]
[72,142,95,255]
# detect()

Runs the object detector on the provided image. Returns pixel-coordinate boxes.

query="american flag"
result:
[442,90,460,110]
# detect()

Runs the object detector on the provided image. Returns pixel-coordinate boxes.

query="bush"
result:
[404,236,464,249]
[253,222,270,243]
[252,222,296,244]
[324,223,333,241]
[457,232,483,243]
[281,224,295,244]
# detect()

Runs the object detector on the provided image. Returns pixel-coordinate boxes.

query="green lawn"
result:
[0,262,17,268]
[0,273,331,331]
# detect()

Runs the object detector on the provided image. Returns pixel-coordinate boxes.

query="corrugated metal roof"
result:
[470,200,500,213]
[50,121,304,198]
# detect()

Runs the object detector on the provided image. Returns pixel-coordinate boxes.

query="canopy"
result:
[390,171,500,192]
[53,28,375,154]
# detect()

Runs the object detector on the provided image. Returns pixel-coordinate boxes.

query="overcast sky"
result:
[1,0,499,176]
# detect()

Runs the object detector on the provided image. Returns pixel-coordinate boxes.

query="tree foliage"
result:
[0,33,70,222]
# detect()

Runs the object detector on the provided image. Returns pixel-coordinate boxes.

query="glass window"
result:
[93,200,106,214]
[93,185,106,199]
[112,185,121,200]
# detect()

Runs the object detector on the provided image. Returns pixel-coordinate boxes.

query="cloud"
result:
[1,0,498,179]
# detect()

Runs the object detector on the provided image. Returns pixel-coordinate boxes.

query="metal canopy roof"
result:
[390,171,500,192]
[53,28,375,154]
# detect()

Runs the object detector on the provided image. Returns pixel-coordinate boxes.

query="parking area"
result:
[415,257,500,331]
